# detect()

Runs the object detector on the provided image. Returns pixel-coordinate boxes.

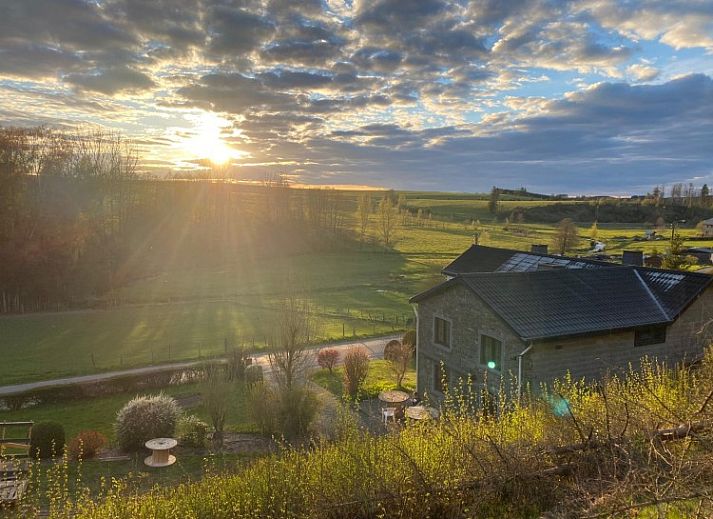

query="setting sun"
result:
[180,112,241,166]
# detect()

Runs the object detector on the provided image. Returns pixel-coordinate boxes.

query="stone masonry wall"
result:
[416,284,526,398]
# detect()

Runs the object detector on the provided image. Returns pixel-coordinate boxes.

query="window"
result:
[434,317,451,347]
[635,326,666,347]
[480,335,502,371]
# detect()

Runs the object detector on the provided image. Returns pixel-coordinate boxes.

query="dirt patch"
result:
[221,432,275,455]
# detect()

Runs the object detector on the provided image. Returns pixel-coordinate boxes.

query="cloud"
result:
[2,0,713,193]
[627,63,660,82]
[65,66,156,95]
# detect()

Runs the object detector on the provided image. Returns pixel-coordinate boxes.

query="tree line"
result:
[0,127,354,314]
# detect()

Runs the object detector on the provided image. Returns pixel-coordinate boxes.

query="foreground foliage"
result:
[6,348,712,518]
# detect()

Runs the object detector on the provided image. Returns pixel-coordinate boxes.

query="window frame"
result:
[433,315,452,348]
[479,334,503,372]
[634,325,667,347]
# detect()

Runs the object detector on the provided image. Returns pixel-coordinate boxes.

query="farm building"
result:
[701,218,713,237]
[410,244,713,400]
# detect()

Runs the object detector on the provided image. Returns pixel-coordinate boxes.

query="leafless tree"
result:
[268,295,315,390]
[377,194,397,247]
[357,192,371,241]
[552,218,580,254]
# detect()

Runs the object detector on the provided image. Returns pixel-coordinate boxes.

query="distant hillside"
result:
[518,200,713,224]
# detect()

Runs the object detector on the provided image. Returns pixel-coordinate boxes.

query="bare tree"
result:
[268,295,315,390]
[202,362,229,447]
[385,340,414,389]
[357,192,371,241]
[552,218,580,254]
[377,194,397,247]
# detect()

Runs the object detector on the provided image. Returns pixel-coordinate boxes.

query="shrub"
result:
[67,430,107,460]
[177,415,209,449]
[317,348,340,373]
[249,383,319,439]
[29,421,65,459]
[402,329,416,348]
[343,347,370,399]
[202,364,230,447]
[115,394,182,452]
[383,339,402,362]
[245,364,263,385]
[387,341,415,389]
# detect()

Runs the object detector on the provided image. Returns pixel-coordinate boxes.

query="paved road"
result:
[0,335,398,397]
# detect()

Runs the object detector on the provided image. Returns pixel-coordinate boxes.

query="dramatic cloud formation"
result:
[1,0,712,192]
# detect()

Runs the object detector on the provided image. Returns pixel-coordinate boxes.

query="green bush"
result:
[249,383,319,439]
[29,421,65,459]
[114,394,182,452]
[177,415,209,449]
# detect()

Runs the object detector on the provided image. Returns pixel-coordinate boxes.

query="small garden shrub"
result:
[402,329,416,348]
[67,430,107,460]
[383,339,402,362]
[249,383,319,439]
[317,348,340,373]
[114,394,181,451]
[29,421,65,459]
[177,415,209,448]
[343,346,370,399]
[245,364,263,385]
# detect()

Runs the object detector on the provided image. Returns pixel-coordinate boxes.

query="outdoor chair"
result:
[382,407,396,424]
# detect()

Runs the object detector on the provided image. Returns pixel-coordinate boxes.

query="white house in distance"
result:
[701,218,713,237]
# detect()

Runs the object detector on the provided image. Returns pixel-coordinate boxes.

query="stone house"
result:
[410,245,713,400]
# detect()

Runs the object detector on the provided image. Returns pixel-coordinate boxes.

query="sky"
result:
[1,0,713,194]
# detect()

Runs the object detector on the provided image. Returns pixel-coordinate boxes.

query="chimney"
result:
[622,250,643,267]
[531,244,548,255]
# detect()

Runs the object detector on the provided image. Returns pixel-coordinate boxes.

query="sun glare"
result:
[180,112,241,166]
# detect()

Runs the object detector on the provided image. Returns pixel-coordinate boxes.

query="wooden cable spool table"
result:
[144,438,177,468]
[405,406,440,421]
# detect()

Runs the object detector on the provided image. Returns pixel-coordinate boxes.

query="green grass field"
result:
[1,192,712,385]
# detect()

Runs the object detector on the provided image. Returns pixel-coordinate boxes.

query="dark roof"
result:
[411,266,711,341]
[442,244,613,276]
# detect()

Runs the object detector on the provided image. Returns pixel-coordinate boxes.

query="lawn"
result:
[0,381,256,440]
[2,192,712,386]
[311,359,416,400]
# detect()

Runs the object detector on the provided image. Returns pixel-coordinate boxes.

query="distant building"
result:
[701,218,713,237]
[410,245,713,400]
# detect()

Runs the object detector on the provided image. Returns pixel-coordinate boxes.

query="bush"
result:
[316,348,340,373]
[67,430,107,460]
[115,394,182,452]
[383,339,402,362]
[402,329,416,348]
[343,347,370,399]
[245,364,263,385]
[29,421,65,459]
[249,383,319,439]
[177,415,209,449]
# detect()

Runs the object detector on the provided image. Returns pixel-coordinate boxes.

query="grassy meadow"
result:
[1,189,712,385]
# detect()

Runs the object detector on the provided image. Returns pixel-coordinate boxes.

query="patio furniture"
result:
[0,479,28,504]
[144,438,177,468]
[382,407,396,424]
[0,422,33,458]
[378,390,410,406]
[405,406,440,421]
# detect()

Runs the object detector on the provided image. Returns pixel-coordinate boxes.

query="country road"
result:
[0,334,399,397]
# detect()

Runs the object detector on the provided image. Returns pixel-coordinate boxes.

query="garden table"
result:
[405,406,440,421]
[378,390,410,405]
[144,438,177,467]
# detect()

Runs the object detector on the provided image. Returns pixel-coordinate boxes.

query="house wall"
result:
[415,284,526,399]
[525,286,713,390]
[703,224,713,238]
[416,285,713,398]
